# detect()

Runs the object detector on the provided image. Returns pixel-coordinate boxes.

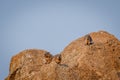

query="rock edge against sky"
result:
[5,30,120,80]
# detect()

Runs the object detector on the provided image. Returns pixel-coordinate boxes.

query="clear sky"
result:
[0,0,120,79]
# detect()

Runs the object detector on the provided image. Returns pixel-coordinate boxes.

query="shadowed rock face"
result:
[5,31,120,80]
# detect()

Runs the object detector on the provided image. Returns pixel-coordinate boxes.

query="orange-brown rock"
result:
[5,30,120,80]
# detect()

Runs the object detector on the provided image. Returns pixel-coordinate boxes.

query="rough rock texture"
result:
[5,31,120,80]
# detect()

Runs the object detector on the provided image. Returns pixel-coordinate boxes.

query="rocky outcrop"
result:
[5,30,120,80]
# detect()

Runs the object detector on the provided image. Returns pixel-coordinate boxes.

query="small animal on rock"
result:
[54,54,61,64]
[44,52,53,64]
[84,34,93,45]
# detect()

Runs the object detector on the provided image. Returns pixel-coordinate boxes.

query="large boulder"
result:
[5,31,120,80]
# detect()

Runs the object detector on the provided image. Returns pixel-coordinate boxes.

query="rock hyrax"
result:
[44,52,53,64]
[84,34,93,45]
[54,54,61,64]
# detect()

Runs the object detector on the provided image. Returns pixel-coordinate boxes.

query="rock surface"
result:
[5,31,120,80]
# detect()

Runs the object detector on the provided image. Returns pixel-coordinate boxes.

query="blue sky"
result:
[0,0,120,79]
